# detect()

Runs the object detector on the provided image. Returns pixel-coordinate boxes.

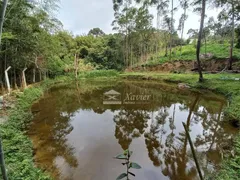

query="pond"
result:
[28,80,238,180]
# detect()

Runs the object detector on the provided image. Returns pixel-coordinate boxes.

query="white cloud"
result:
[57,0,220,38]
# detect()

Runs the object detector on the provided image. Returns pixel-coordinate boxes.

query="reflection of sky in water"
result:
[54,104,225,180]
[29,81,238,180]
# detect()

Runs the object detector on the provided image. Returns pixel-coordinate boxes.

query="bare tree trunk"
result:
[0,0,8,46]
[130,43,133,67]
[229,0,235,70]
[170,0,173,60]
[165,44,168,57]
[14,67,17,89]
[0,138,8,180]
[196,0,205,82]
[33,68,35,83]
[204,31,207,56]
[180,7,187,56]
[74,54,78,79]
[39,69,42,81]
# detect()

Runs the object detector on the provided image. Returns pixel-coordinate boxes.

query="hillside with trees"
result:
[0,0,239,88]
[0,1,240,180]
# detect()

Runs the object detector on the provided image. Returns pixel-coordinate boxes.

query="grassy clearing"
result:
[121,71,240,179]
[145,43,240,66]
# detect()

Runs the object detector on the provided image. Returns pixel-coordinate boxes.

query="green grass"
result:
[76,70,120,79]
[210,136,240,180]
[144,43,240,66]
[0,88,51,180]
[0,77,73,180]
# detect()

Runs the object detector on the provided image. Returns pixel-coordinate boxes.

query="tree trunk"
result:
[14,67,17,89]
[74,54,78,79]
[0,138,8,180]
[170,0,174,60]
[204,31,207,56]
[39,69,42,81]
[229,1,235,70]
[0,0,8,46]
[180,7,186,56]
[33,68,35,83]
[196,0,205,82]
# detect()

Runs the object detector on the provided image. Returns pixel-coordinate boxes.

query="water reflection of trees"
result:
[30,87,79,178]
[30,81,238,180]
[113,109,150,149]
[144,108,168,166]
[112,88,237,180]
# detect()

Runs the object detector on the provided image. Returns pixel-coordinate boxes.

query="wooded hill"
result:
[0,0,239,88]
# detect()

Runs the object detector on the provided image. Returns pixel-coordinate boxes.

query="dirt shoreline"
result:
[127,58,240,73]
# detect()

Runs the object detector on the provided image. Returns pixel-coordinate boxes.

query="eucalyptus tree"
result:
[214,0,240,70]
[112,0,155,67]
[178,0,189,55]
[112,0,133,66]
[194,0,206,82]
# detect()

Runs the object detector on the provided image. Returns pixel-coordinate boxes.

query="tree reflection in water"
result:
[112,85,237,180]
[113,109,149,150]
[144,108,168,167]
[28,81,238,180]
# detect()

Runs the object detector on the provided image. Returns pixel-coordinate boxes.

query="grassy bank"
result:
[0,78,71,180]
[0,70,119,179]
[121,72,240,179]
[143,43,240,66]
[64,70,120,79]
[121,72,240,123]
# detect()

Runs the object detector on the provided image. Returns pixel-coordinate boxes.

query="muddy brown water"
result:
[28,80,238,180]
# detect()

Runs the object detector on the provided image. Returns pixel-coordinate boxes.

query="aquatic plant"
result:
[114,149,141,180]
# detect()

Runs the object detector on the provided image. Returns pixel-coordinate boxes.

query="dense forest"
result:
[0,0,239,87]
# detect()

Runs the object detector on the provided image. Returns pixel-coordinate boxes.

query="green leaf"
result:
[123,149,133,157]
[130,162,141,169]
[116,173,127,180]
[123,149,129,155]
[114,154,127,159]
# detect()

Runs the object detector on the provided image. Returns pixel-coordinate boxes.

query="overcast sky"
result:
[57,0,220,38]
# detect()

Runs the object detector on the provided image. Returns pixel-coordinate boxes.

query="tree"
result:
[196,0,206,82]
[178,0,189,55]
[88,28,105,37]
[215,0,240,70]
[236,25,240,48]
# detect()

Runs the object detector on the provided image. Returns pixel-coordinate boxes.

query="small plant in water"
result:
[114,149,141,180]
